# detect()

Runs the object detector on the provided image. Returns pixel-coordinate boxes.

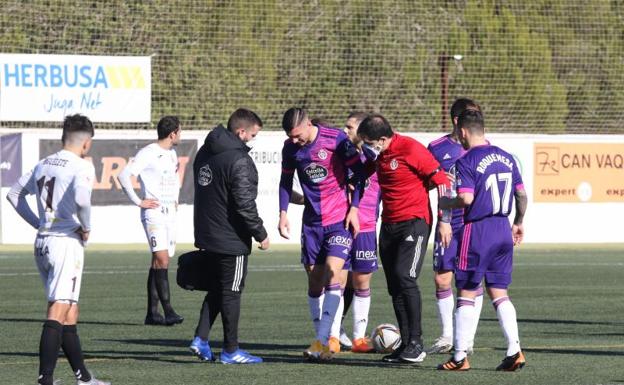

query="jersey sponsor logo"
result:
[318,149,328,160]
[390,159,398,170]
[198,164,213,186]
[364,177,371,189]
[443,153,452,160]
[327,234,352,248]
[354,249,376,260]
[304,163,328,183]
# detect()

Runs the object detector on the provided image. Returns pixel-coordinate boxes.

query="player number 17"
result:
[485,172,512,215]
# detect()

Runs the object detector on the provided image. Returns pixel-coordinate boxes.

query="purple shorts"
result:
[455,217,514,290]
[301,222,353,266]
[345,231,378,273]
[433,227,461,272]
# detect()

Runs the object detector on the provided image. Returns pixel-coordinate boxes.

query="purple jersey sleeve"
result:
[429,135,466,229]
[456,156,475,195]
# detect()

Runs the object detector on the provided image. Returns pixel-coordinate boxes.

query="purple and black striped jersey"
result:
[279,126,364,226]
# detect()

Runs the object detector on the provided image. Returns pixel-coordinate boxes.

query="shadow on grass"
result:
[98,338,302,351]
[481,317,623,326]
[0,350,208,365]
[522,347,624,356]
[0,348,501,370]
[0,317,141,326]
[490,347,624,357]
[92,339,464,368]
[538,331,624,337]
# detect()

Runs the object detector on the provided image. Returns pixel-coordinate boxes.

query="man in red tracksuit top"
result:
[357,114,452,364]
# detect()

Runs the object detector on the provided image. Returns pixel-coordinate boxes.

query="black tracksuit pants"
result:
[194,251,249,353]
[379,218,430,346]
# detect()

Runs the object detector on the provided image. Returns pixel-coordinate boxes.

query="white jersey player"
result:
[6,114,110,385]
[117,115,184,326]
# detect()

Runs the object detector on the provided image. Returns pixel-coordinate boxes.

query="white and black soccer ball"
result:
[371,323,402,353]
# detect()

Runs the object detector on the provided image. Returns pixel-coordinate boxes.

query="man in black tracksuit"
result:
[189,108,269,364]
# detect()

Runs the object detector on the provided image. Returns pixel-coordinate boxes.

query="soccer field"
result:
[0,244,622,385]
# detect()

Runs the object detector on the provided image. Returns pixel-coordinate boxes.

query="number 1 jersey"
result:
[456,144,524,223]
[19,150,95,237]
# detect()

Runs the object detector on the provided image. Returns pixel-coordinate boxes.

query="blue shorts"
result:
[455,217,514,290]
[301,222,353,266]
[433,227,461,272]
[345,231,378,273]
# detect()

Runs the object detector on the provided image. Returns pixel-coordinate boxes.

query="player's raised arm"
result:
[6,171,40,229]
[439,157,475,209]
[338,136,366,208]
[336,136,365,238]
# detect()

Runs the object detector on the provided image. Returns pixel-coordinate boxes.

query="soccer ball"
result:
[371,323,401,353]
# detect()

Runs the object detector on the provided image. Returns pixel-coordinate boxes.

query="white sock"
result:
[317,286,342,344]
[330,295,344,338]
[493,297,521,356]
[308,293,324,337]
[435,288,454,339]
[352,288,371,339]
[467,290,484,347]
[453,297,475,362]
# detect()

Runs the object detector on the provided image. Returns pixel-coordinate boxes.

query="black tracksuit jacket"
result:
[193,125,267,256]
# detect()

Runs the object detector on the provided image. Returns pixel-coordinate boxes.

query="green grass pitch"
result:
[1,244,623,385]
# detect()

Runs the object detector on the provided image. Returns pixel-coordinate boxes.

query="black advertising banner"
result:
[0,133,22,187]
[40,139,197,206]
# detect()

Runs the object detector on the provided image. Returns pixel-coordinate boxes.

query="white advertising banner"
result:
[0,54,151,122]
[2,129,624,244]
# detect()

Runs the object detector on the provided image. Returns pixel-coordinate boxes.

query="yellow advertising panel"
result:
[534,143,624,202]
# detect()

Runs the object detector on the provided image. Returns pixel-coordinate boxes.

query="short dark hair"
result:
[62,114,94,145]
[157,116,180,140]
[227,108,263,133]
[347,112,369,125]
[357,114,394,140]
[457,109,484,134]
[282,107,308,133]
[450,98,481,120]
[310,117,333,127]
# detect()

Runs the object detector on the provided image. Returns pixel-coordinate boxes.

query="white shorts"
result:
[34,235,84,303]
[141,206,176,257]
